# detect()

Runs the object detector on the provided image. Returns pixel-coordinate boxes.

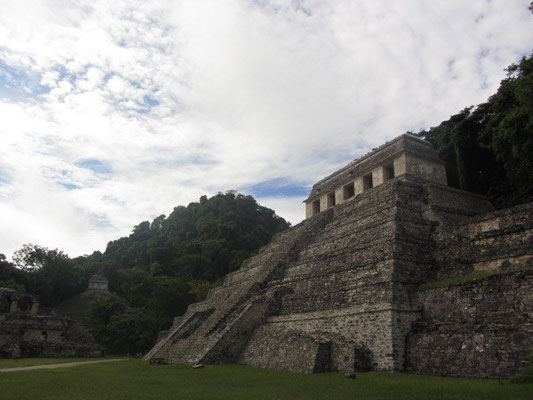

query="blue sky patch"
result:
[60,182,81,190]
[292,0,312,16]
[242,178,310,198]
[0,60,51,101]
[76,159,112,174]
[144,154,218,170]
[103,71,114,83]
[143,95,159,107]
[178,155,218,166]
[89,213,112,229]
[0,168,10,185]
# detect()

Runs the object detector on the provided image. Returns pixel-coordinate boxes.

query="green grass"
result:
[0,357,112,369]
[511,355,533,384]
[0,360,531,400]
[53,295,94,325]
[420,265,533,289]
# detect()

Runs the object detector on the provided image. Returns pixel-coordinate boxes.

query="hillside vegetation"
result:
[0,192,290,354]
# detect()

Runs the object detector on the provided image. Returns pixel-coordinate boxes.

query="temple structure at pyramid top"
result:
[305,134,447,218]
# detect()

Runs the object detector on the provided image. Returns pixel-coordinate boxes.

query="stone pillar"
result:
[319,195,327,213]
[30,301,40,315]
[9,298,19,313]
[373,166,384,186]
[306,202,314,219]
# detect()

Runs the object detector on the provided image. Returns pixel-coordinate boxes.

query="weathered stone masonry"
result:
[407,270,533,378]
[0,288,102,358]
[81,274,109,298]
[146,134,533,378]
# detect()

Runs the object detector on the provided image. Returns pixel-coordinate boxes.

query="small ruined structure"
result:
[81,274,109,297]
[0,288,102,358]
[0,288,40,315]
[145,134,533,378]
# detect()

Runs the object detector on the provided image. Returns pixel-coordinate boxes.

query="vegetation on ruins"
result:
[420,265,533,289]
[511,354,533,384]
[417,52,533,207]
[0,361,532,400]
[0,192,290,354]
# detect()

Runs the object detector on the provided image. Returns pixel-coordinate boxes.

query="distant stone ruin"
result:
[145,134,533,378]
[0,288,102,358]
[81,274,109,298]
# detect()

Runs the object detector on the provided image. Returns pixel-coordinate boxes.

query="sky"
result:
[0,0,532,260]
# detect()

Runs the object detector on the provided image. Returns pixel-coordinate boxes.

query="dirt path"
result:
[0,358,127,372]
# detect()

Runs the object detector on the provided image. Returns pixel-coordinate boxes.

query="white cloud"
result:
[0,0,532,259]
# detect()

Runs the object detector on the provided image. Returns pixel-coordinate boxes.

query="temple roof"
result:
[305,134,442,202]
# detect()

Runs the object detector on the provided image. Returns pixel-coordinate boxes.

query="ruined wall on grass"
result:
[0,288,102,358]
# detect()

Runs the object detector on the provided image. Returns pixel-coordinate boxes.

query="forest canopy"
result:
[416,53,533,207]
[0,192,290,353]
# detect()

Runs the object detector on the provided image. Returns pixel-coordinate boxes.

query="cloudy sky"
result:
[0,0,532,260]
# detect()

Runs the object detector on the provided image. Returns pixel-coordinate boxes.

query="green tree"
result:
[12,244,68,272]
[12,244,81,306]
[480,54,533,202]
[89,294,128,335]
[0,254,26,292]
[418,53,533,207]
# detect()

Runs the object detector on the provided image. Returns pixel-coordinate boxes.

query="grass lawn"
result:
[0,360,532,400]
[53,295,94,325]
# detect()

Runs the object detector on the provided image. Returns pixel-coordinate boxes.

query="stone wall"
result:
[0,288,40,314]
[431,202,533,280]
[81,274,109,297]
[244,309,394,372]
[240,328,345,373]
[0,313,103,358]
[403,202,533,378]
[406,270,533,378]
[0,289,102,358]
